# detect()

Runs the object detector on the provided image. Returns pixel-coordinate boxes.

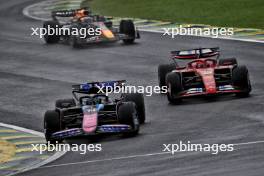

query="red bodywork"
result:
[170,48,242,98]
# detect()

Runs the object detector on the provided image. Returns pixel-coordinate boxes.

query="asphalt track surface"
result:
[0,0,264,175]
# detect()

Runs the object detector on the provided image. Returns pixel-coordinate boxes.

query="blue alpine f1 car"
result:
[44,80,145,143]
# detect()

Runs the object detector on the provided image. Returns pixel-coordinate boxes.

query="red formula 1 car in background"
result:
[158,47,252,104]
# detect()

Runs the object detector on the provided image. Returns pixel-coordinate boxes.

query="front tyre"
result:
[118,102,140,136]
[122,93,145,124]
[44,110,62,144]
[232,65,251,97]
[166,72,183,104]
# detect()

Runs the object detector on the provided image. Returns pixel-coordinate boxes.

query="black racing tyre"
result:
[122,93,145,124]
[44,110,62,144]
[55,99,76,109]
[43,21,60,44]
[166,72,183,104]
[119,20,136,44]
[232,65,251,97]
[118,102,140,136]
[158,64,175,88]
[219,58,237,66]
[69,35,82,48]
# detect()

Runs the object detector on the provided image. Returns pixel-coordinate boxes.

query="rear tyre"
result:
[122,93,145,124]
[44,110,62,144]
[55,99,76,109]
[166,72,183,104]
[118,102,139,136]
[219,58,237,66]
[158,64,175,88]
[232,65,251,97]
[43,21,60,44]
[119,20,136,44]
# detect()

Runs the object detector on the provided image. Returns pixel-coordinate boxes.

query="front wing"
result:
[50,124,133,140]
[177,85,245,98]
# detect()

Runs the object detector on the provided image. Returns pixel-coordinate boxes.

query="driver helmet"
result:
[82,97,94,105]
[75,9,87,17]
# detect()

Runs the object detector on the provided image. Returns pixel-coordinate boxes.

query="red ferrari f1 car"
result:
[158,47,252,104]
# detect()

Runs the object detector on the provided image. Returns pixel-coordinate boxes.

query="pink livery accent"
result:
[82,112,98,133]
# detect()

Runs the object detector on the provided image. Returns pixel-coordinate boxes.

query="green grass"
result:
[82,0,264,29]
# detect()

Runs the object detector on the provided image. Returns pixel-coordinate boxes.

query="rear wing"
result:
[171,47,220,59]
[51,8,90,20]
[72,80,126,94]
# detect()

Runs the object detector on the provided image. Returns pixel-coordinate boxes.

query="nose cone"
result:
[207,86,217,94]
[196,68,217,94]
[82,112,98,133]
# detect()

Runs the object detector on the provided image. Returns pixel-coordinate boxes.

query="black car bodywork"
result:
[43,8,140,48]
[44,80,145,143]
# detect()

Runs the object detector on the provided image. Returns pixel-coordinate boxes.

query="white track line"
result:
[22,3,50,21]
[0,122,44,137]
[140,29,264,44]
[40,151,172,169]
[36,139,264,169]
[0,122,67,176]
[233,140,264,146]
